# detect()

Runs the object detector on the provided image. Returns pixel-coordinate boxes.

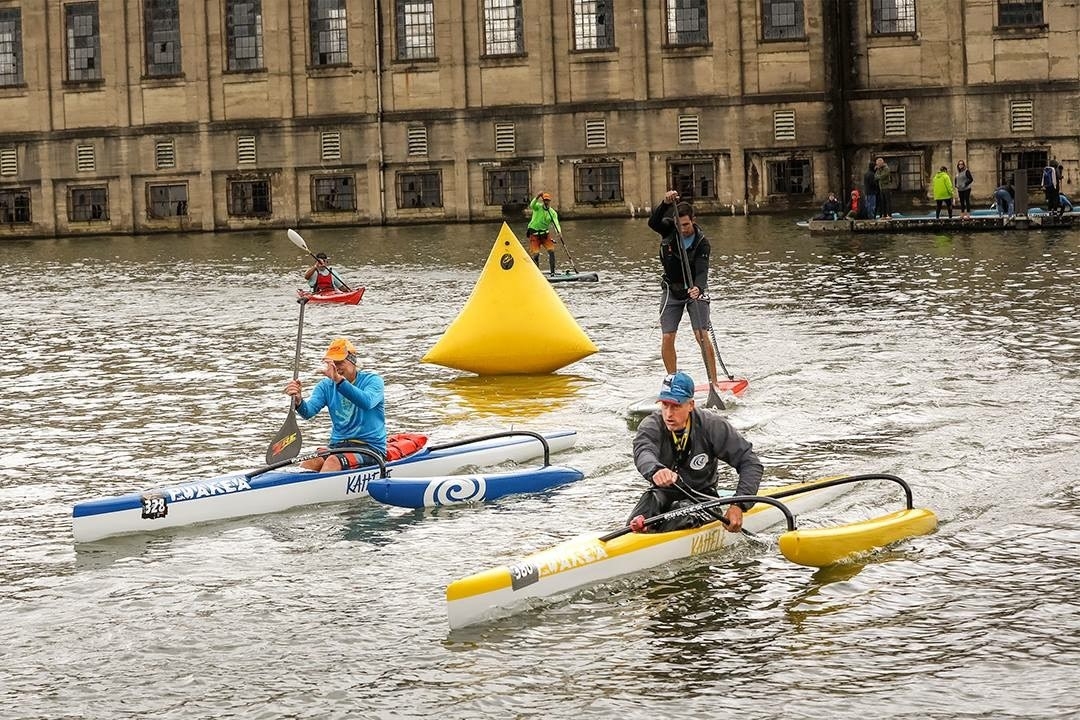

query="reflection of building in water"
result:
[0,2,1076,238]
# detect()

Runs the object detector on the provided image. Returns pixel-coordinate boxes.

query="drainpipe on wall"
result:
[373,0,387,224]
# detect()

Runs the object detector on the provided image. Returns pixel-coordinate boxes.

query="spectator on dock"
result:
[845,189,867,220]
[994,181,1015,217]
[933,166,955,219]
[874,157,893,219]
[815,192,842,220]
[863,161,879,219]
[955,160,974,219]
[1042,163,1063,216]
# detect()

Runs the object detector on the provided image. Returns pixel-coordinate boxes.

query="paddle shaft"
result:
[671,202,723,406]
[671,202,734,383]
[291,297,307,382]
[264,297,307,465]
[546,207,580,274]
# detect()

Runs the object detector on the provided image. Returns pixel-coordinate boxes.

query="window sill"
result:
[660,43,713,58]
[759,36,808,47]
[141,73,186,84]
[306,64,352,76]
[61,79,105,91]
[569,47,618,59]
[223,68,268,78]
[993,24,1048,38]
[479,54,529,68]
[391,57,440,69]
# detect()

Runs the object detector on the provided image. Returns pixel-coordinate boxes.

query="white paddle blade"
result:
[287,228,310,252]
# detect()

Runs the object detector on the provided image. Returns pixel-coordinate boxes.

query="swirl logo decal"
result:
[423,475,488,506]
[690,453,708,470]
[500,253,514,270]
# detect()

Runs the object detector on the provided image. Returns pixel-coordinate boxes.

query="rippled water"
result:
[1,217,1078,719]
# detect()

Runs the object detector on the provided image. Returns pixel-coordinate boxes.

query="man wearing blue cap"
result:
[629,371,763,532]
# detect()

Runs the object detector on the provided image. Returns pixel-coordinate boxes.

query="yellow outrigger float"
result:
[446,474,937,629]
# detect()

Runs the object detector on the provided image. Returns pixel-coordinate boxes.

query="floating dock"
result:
[807,213,1073,235]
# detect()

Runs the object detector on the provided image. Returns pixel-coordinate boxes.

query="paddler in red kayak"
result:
[304,252,348,294]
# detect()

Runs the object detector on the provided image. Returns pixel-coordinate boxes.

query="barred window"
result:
[1001,149,1049,187]
[144,0,182,76]
[69,186,109,221]
[313,175,356,211]
[310,0,348,66]
[670,160,717,200]
[228,178,272,216]
[147,183,188,218]
[483,0,523,56]
[66,3,102,82]
[0,8,24,86]
[998,1,1043,27]
[871,0,916,35]
[397,170,442,208]
[397,0,435,60]
[762,1,804,40]
[0,188,31,223]
[573,0,614,51]
[226,0,264,71]
[485,168,530,205]
[575,162,623,203]
[665,0,708,46]
[877,155,923,191]
[766,158,812,195]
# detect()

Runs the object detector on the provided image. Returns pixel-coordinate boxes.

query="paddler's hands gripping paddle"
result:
[670,197,723,409]
[265,296,308,465]
[288,228,352,291]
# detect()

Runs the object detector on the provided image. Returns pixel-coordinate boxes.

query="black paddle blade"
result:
[265,405,303,465]
[705,385,724,409]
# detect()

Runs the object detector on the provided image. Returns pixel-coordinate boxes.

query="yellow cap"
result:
[324,338,358,362]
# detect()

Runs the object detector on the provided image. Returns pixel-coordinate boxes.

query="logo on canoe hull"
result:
[164,477,252,503]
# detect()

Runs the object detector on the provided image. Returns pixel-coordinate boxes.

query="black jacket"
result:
[648,201,710,300]
[633,408,764,505]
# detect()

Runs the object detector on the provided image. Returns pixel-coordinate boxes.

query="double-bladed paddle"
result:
[265,296,308,465]
[287,228,352,291]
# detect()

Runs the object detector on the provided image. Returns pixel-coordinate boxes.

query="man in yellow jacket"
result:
[932,166,955,219]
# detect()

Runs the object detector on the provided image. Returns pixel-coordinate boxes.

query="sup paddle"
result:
[670,199,723,408]
[546,208,580,274]
[265,296,308,465]
[287,228,352,291]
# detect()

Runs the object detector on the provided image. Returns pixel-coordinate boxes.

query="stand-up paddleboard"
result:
[627,379,749,415]
[547,271,599,284]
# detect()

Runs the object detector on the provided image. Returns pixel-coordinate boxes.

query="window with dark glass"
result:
[228,178,271,215]
[766,158,812,195]
[310,0,348,66]
[226,0,264,71]
[762,1,804,40]
[876,155,922,191]
[483,0,523,56]
[69,186,109,221]
[397,0,435,60]
[397,171,442,208]
[998,1,1043,27]
[1001,149,1049,187]
[871,0,916,34]
[0,8,24,86]
[66,3,102,82]
[144,0,182,76]
[0,188,31,223]
[575,163,623,203]
[670,160,717,200]
[573,0,614,50]
[485,168,530,205]
[313,175,356,211]
[147,183,188,218]
[665,0,708,46]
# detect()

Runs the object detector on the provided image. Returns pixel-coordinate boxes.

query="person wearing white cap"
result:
[283,337,386,470]
[628,371,763,533]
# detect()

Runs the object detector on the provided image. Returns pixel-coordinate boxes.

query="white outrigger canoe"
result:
[72,429,577,543]
[446,473,937,629]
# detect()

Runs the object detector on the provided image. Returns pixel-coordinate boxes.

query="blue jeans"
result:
[864,193,877,218]
[994,189,1014,216]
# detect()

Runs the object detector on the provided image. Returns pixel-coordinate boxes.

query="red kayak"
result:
[297,287,365,305]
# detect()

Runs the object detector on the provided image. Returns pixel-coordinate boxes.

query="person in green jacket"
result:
[526,192,561,275]
[932,166,955,219]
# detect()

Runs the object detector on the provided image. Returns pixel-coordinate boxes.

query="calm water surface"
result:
[1,216,1078,719]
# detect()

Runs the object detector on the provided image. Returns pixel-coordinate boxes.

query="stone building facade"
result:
[0,0,1076,238]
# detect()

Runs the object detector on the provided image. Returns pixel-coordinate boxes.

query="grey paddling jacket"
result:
[633,409,764,508]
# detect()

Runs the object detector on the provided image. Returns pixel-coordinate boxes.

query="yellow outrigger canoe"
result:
[446,474,937,629]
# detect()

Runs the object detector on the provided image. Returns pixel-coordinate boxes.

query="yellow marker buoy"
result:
[423,223,598,375]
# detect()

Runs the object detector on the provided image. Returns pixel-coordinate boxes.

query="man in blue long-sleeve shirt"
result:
[284,337,387,471]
